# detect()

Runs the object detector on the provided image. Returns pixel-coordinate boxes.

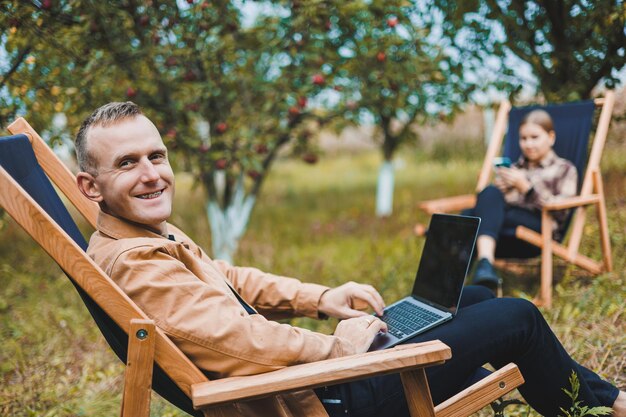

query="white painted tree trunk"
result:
[205,176,256,263]
[483,106,495,145]
[375,160,394,217]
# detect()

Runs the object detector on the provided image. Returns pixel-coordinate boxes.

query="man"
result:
[75,102,624,417]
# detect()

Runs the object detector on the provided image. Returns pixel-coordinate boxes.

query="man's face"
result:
[78,115,175,234]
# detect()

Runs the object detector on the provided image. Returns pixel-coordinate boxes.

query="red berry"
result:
[376,51,386,62]
[138,15,149,27]
[333,85,343,92]
[183,70,197,81]
[297,96,308,108]
[165,56,178,67]
[215,158,228,169]
[288,106,300,116]
[247,170,260,179]
[186,0,194,3]
[199,144,210,153]
[41,0,52,10]
[254,144,268,154]
[302,153,318,164]
[387,17,398,28]
[312,73,325,86]
[166,128,177,139]
[216,122,227,133]
[201,1,210,9]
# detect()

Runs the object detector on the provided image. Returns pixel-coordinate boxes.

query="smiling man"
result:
[77,111,175,234]
[74,102,624,417]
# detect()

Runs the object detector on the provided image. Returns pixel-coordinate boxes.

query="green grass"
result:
[1,145,624,416]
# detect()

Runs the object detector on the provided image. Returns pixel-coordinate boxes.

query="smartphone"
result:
[493,157,511,168]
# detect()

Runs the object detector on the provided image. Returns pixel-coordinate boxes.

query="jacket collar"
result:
[97,210,171,241]
[516,149,557,169]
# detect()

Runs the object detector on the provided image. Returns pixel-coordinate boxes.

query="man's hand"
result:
[495,167,531,194]
[319,281,385,319]
[334,315,388,353]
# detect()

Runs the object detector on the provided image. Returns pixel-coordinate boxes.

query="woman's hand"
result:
[495,167,531,194]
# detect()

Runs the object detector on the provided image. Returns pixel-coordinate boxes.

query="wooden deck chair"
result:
[1,118,524,417]
[416,91,615,308]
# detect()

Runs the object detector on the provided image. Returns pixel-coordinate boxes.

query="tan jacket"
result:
[88,211,356,416]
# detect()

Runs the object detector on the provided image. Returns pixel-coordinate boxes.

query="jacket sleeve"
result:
[211,258,330,320]
[109,246,356,379]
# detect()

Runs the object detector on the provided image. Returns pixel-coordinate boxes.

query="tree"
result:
[0,0,338,262]
[322,1,477,216]
[426,0,626,101]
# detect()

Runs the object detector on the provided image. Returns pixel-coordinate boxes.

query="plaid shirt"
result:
[504,150,578,238]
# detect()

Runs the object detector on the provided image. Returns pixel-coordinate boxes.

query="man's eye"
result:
[151,153,166,161]
[120,160,134,168]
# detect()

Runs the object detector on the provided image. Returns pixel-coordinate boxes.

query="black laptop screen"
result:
[411,214,479,313]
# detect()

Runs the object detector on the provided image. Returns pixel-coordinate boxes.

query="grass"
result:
[1,139,624,416]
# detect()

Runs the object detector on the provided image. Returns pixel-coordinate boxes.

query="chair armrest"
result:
[191,340,450,408]
[542,195,600,211]
[434,363,524,417]
[418,194,476,215]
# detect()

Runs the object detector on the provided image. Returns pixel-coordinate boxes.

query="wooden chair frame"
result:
[416,92,615,308]
[2,118,524,417]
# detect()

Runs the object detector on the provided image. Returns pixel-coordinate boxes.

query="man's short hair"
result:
[75,101,143,174]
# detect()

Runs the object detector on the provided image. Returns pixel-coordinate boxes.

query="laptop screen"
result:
[411,214,480,313]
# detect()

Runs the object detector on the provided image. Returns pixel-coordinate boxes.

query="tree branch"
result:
[0,46,32,89]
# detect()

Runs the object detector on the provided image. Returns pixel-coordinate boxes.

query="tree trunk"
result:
[375,160,394,217]
[205,176,256,263]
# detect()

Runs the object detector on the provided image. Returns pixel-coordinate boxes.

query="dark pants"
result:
[462,185,542,258]
[317,286,619,417]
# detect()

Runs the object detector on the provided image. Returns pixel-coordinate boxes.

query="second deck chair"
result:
[416,92,615,308]
[0,118,524,417]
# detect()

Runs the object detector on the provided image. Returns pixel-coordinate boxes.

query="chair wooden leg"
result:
[515,226,603,275]
[592,170,612,272]
[121,319,156,417]
[538,210,553,308]
[567,206,587,260]
[401,368,436,417]
[434,363,524,417]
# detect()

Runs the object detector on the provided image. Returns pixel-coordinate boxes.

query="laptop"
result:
[369,213,480,351]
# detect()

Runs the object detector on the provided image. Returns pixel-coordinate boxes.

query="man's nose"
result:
[139,159,160,182]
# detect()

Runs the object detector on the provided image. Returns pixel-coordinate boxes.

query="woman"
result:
[465,109,578,290]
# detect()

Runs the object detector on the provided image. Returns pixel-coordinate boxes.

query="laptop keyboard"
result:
[379,302,443,339]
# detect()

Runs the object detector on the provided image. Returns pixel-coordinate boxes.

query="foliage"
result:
[0,0,328,186]
[0,0,345,260]
[325,1,477,161]
[425,0,626,101]
[559,371,613,417]
[0,0,497,252]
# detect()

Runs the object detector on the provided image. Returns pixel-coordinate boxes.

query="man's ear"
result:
[76,172,104,202]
